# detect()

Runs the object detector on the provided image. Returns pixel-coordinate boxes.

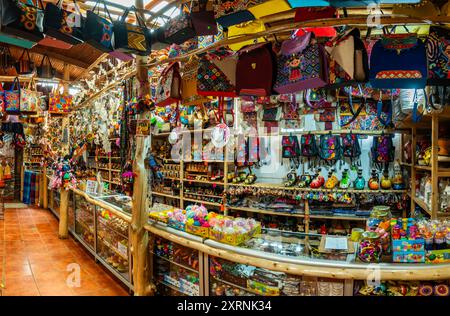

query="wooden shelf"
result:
[413,196,431,216]
[227,182,407,194]
[183,179,225,185]
[152,191,180,199]
[400,162,412,167]
[279,129,397,136]
[183,198,222,207]
[309,214,368,221]
[228,206,305,218]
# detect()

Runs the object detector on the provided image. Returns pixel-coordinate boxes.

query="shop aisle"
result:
[0,207,129,296]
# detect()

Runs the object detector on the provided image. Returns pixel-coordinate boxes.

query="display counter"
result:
[145,221,450,296]
[48,188,133,291]
[48,188,450,296]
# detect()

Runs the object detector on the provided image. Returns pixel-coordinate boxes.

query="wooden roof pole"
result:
[130,0,155,297]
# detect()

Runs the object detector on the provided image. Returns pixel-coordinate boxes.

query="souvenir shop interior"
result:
[0,0,449,297]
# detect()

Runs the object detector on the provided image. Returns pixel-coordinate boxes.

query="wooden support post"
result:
[58,188,69,239]
[43,166,48,209]
[410,127,417,215]
[130,0,154,296]
[431,114,439,219]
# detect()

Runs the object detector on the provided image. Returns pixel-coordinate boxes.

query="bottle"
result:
[354,168,365,190]
[368,169,380,190]
[380,168,392,190]
[340,168,350,189]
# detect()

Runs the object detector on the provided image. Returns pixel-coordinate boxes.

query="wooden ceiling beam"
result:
[30,46,90,69]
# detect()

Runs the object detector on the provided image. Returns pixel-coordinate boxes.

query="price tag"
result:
[117,242,128,258]
[85,180,98,195]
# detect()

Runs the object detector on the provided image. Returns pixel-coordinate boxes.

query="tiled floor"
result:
[0,207,130,296]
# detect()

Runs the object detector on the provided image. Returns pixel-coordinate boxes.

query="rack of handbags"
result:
[0,77,73,115]
[155,22,449,127]
[0,0,152,60]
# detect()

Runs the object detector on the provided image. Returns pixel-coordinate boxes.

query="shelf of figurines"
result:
[227,182,407,194]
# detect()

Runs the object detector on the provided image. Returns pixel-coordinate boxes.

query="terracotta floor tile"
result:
[4,275,36,290]
[1,206,130,296]
[4,263,33,278]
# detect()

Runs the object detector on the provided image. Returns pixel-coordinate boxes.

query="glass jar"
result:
[358,231,382,263]
[366,206,392,231]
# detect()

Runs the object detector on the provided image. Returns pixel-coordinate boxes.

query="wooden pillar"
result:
[55,65,71,238]
[130,0,154,296]
[43,166,48,209]
[431,114,439,219]
[58,188,69,238]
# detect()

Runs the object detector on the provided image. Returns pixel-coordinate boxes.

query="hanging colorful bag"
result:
[191,0,218,36]
[36,55,56,79]
[0,45,18,76]
[325,28,369,88]
[181,56,209,106]
[0,84,5,114]
[14,49,34,75]
[236,42,276,96]
[2,0,44,44]
[163,4,196,45]
[274,32,329,94]
[155,62,182,107]
[213,0,263,28]
[369,34,427,89]
[426,26,450,85]
[371,134,395,164]
[4,77,20,114]
[341,133,361,162]
[227,19,266,52]
[83,0,114,52]
[282,135,301,158]
[20,78,41,112]
[49,88,72,113]
[113,6,152,56]
[319,134,341,161]
[197,50,237,97]
[43,0,85,45]
[300,134,318,158]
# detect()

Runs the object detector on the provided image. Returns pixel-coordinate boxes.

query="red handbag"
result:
[294,6,338,38]
[294,6,338,22]
[236,42,276,96]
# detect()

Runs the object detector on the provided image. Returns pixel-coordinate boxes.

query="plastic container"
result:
[366,206,392,231]
[358,231,382,263]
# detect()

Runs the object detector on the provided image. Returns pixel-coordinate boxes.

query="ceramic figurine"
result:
[368,169,380,190]
[339,168,350,189]
[325,168,339,189]
[310,168,325,189]
[354,168,365,190]
[392,161,404,190]
[380,168,392,190]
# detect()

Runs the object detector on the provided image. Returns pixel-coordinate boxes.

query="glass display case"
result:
[97,195,132,214]
[242,229,353,262]
[70,191,133,291]
[151,236,203,296]
[74,193,96,252]
[207,256,345,296]
[96,207,131,281]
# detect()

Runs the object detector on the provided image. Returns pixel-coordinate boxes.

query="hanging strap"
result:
[11,77,20,92]
[412,89,427,123]
[376,96,393,127]
[342,98,365,127]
